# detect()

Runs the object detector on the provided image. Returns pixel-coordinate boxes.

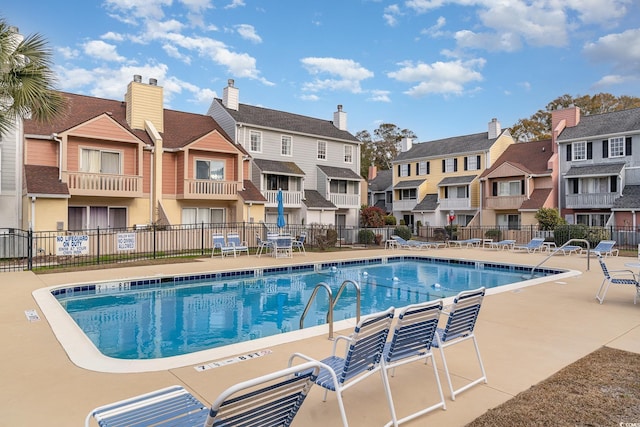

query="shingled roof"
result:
[481,139,553,178]
[317,165,361,181]
[413,194,438,211]
[565,163,625,177]
[23,92,236,151]
[253,159,305,176]
[395,129,509,162]
[303,190,337,209]
[213,99,359,143]
[368,169,392,192]
[24,165,70,196]
[557,107,640,142]
[238,180,267,203]
[612,185,640,210]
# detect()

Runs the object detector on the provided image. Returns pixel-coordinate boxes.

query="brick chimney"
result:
[368,165,378,180]
[488,118,501,139]
[333,104,347,131]
[125,75,164,132]
[223,79,239,111]
[551,105,581,152]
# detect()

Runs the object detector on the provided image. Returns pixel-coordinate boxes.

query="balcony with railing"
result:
[484,195,527,210]
[264,190,303,207]
[181,179,241,200]
[65,172,142,197]
[394,199,417,211]
[439,198,471,210]
[329,193,360,208]
[565,192,618,209]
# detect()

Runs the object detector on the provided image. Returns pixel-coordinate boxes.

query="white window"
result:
[576,213,610,227]
[196,159,225,180]
[400,164,409,177]
[444,158,455,173]
[572,141,586,161]
[250,131,262,152]
[181,208,225,224]
[399,188,417,200]
[281,136,292,156]
[330,180,348,194]
[609,137,624,157]
[466,156,479,171]
[68,206,126,230]
[317,140,326,160]
[497,214,520,230]
[418,161,428,175]
[344,145,353,163]
[81,148,121,174]
[497,180,521,196]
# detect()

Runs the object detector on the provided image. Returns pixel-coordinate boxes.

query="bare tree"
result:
[358,123,417,176]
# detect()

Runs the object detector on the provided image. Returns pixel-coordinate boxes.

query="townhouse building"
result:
[553,106,640,228]
[22,76,263,232]
[207,80,362,227]
[366,166,393,214]
[391,119,515,227]
[0,115,22,230]
[479,139,557,228]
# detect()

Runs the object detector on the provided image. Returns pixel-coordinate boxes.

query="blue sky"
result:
[4,0,640,141]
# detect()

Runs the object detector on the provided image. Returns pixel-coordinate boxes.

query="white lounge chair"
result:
[449,238,482,248]
[512,237,545,253]
[85,361,323,427]
[487,239,516,250]
[584,240,619,257]
[289,306,395,427]
[432,287,487,400]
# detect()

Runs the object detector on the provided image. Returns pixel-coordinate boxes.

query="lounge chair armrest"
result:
[331,334,353,357]
[609,269,638,280]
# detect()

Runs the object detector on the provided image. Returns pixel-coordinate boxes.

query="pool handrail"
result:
[530,238,590,278]
[332,280,361,325]
[300,282,334,339]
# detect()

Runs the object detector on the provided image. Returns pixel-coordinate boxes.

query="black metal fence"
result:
[2,223,638,272]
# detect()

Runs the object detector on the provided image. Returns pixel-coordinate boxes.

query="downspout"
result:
[52,133,62,181]
[30,196,36,231]
[147,145,154,224]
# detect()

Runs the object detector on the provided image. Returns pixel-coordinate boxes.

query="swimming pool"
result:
[39,254,572,372]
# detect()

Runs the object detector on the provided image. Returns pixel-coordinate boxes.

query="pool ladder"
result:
[299,280,361,340]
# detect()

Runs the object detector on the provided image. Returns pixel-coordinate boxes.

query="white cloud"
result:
[405,0,446,14]
[368,90,391,102]
[387,58,485,96]
[236,24,262,43]
[57,46,79,60]
[224,0,246,9]
[101,32,125,42]
[421,16,446,37]
[584,28,640,72]
[104,0,171,21]
[82,40,126,62]
[383,4,401,26]
[455,30,523,52]
[301,57,374,93]
[564,0,631,25]
[300,94,320,101]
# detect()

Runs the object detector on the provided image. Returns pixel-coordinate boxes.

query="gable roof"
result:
[317,165,362,181]
[24,165,70,197]
[413,193,438,211]
[213,99,359,143]
[565,163,625,177]
[253,159,305,176]
[520,188,553,211]
[303,190,337,210]
[481,139,552,178]
[23,92,236,151]
[394,129,509,162]
[557,107,640,142]
[612,185,640,210]
[368,169,392,192]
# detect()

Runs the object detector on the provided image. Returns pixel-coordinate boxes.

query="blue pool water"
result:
[54,256,560,360]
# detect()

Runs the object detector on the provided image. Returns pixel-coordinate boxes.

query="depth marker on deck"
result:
[25,309,40,322]
[194,349,273,371]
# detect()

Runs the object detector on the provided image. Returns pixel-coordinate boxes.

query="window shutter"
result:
[442,159,446,172]
[426,161,430,174]
[407,164,411,176]
[611,177,617,193]
[397,165,401,176]
[466,186,469,197]
[587,142,592,159]
[521,179,525,195]
[602,140,608,158]
[626,137,632,155]
[566,144,572,160]
[476,155,481,169]
[454,158,458,172]
[464,157,468,170]
[444,187,448,198]
[416,162,420,175]
[492,182,498,196]
[571,178,578,194]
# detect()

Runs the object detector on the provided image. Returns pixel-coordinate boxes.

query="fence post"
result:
[200,222,205,256]
[153,223,157,259]
[96,227,101,265]
[27,229,33,271]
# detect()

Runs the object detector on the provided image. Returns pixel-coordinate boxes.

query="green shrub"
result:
[358,229,375,245]
[385,215,397,225]
[485,229,502,241]
[394,225,412,240]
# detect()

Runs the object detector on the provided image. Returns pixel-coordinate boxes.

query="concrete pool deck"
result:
[2,247,640,426]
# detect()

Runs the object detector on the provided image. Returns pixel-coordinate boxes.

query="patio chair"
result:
[274,234,293,258]
[390,235,431,250]
[212,233,235,257]
[584,240,619,257]
[292,232,306,255]
[289,306,395,427]
[255,233,274,257]
[226,232,249,256]
[557,244,582,255]
[85,361,323,427]
[381,300,446,427]
[595,254,639,304]
[448,238,482,248]
[487,239,516,250]
[432,287,487,400]
[512,237,545,253]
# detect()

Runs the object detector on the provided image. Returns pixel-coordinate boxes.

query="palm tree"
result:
[0,19,66,136]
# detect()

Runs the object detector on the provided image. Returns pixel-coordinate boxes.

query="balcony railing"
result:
[329,193,360,208]
[439,198,471,210]
[394,199,417,211]
[484,195,527,210]
[565,193,618,209]
[65,172,142,197]
[264,190,303,207]
[181,179,241,200]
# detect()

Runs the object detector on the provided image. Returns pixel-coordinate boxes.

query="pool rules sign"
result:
[56,235,90,256]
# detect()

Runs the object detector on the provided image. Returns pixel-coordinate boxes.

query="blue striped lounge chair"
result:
[391,235,431,250]
[226,232,249,256]
[289,306,395,427]
[449,238,482,248]
[381,300,446,427]
[512,237,545,253]
[488,239,516,250]
[595,254,639,304]
[211,233,235,257]
[432,287,487,400]
[584,240,619,257]
[85,361,323,427]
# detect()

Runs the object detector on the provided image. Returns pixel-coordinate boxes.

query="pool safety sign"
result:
[117,233,136,251]
[194,349,273,371]
[56,235,89,256]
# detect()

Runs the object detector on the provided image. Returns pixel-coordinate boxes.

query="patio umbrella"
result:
[277,188,286,228]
